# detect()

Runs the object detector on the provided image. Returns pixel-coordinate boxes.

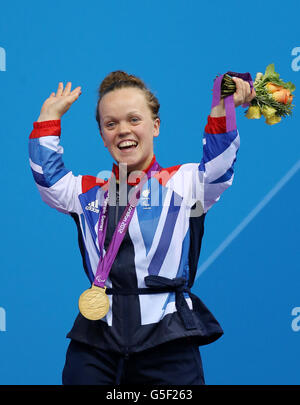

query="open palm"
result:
[38,82,81,122]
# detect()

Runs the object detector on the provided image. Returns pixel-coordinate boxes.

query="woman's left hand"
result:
[210,77,256,117]
[231,77,256,107]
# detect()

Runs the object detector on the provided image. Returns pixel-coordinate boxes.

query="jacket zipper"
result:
[123,292,130,359]
[115,189,119,227]
[115,186,130,357]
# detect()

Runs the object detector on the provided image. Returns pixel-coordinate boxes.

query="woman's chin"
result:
[112,148,153,173]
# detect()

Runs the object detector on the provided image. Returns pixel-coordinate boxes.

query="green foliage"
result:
[260,63,296,92]
[219,64,296,121]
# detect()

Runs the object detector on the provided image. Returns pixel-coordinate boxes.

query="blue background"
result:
[0,0,299,385]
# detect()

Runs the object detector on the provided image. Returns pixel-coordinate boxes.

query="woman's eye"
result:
[106,122,115,128]
[130,117,140,123]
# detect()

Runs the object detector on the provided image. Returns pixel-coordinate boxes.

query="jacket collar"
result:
[112,155,158,186]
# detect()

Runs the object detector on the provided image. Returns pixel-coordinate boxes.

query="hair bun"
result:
[99,70,145,98]
[96,70,160,129]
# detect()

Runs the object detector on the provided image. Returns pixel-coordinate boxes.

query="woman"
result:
[29,71,255,385]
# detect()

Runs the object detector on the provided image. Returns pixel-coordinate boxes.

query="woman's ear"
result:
[153,118,160,138]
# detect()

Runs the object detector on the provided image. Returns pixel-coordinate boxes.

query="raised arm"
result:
[199,77,256,212]
[29,82,84,214]
[158,77,256,215]
[200,77,256,212]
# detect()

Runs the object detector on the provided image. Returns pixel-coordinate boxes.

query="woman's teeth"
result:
[118,141,138,149]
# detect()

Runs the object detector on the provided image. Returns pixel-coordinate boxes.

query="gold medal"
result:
[78,284,110,321]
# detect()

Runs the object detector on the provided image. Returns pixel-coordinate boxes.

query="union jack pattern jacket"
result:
[29,115,239,354]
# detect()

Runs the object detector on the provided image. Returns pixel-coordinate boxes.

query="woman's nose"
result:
[118,121,131,135]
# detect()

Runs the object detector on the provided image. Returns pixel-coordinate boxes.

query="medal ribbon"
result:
[93,160,161,288]
[211,71,253,132]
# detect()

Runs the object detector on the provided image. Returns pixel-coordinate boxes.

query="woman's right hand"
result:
[37,82,82,122]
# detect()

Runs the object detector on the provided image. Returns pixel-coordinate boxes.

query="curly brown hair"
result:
[95,70,160,130]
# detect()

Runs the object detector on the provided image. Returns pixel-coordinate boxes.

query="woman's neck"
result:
[116,154,155,184]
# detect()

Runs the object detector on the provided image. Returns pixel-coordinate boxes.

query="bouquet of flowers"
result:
[220,64,296,125]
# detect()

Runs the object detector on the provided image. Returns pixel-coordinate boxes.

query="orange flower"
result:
[272,88,291,104]
[288,94,293,103]
[266,82,283,93]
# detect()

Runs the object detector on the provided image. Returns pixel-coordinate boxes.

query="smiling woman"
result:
[28,69,255,385]
[96,71,160,173]
[98,87,160,173]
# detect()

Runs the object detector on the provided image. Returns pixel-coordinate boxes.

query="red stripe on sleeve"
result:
[205,115,227,134]
[29,120,61,139]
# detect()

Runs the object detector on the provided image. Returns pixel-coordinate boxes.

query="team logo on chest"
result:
[141,188,151,209]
